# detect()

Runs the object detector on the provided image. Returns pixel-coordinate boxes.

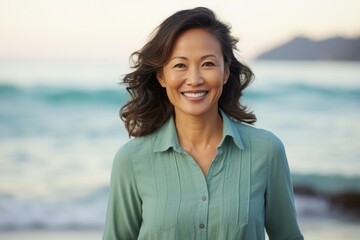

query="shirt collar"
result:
[153,116,181,152]
[153,109,244,152]
[220,110,244,150]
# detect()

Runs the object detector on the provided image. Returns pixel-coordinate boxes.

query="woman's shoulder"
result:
[113,133,157,164]
[233,122,287,168]
[117,134,153,154]
[235,121,284,149]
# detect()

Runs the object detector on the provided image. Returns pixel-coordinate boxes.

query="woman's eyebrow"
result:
[200,54,218,59]
[170,54,218,61]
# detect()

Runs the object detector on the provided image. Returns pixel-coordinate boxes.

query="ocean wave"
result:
[0,83,128,105]
[1,82,359,106]
[245,83,360,100]
[0,175,359,231]
[0,186,108,231]
[292,174,360,194]
[0,83,21,95]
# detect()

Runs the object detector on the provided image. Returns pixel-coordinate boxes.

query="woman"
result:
[103,7,303,240]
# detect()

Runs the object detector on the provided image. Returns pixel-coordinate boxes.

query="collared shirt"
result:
[103,111,304,240]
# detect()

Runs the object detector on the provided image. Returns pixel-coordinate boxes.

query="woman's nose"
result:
[186,67,204,86]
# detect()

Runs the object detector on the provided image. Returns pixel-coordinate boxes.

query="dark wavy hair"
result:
[121,7,256,137]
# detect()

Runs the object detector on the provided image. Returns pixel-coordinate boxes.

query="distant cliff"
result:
[256,36,360,61]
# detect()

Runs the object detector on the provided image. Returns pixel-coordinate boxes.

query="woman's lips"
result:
[181,91,208,99]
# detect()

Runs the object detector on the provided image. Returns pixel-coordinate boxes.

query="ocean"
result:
[0,59,359,238]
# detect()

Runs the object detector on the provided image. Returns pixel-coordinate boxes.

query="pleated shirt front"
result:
[103,111,303,240]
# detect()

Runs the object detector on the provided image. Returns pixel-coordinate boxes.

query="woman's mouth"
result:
[182,91,208,98]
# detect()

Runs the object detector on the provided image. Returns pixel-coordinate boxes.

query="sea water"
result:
[0,59,359,231]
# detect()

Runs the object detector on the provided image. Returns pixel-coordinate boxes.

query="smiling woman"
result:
[120,8,256,137]
[157,28,229,122]
[103,7,303,240]
[155,28,231,175]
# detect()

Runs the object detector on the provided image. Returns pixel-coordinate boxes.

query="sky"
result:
[1,0,360,61]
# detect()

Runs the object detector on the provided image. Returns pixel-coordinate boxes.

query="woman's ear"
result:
[223,66,230,85]
[156,71,166,88]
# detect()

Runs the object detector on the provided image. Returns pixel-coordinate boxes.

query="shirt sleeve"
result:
[103,145,142,240]
[265,133,304,240]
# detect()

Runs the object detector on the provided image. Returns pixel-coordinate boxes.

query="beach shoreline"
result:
[1,217,359,240]
[0,229,103,240]
[298,217,360,240]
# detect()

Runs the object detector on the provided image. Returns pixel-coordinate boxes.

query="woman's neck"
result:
[174,110,223,151]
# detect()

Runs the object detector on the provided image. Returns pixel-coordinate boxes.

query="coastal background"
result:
[1,0,360,239]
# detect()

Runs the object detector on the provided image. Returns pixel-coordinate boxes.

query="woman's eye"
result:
[203,62,215,67]
[174,63,186,68]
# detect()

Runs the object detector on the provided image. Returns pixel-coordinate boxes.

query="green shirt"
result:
[103,111,303,240]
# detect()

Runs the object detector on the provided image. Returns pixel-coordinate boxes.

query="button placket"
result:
[206,147,224,179]
[187,153,209,238]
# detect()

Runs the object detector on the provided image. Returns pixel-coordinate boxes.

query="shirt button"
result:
[201,195,207,201]
[199,223,205,229]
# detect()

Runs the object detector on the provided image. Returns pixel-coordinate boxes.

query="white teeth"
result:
[183,92,207,98]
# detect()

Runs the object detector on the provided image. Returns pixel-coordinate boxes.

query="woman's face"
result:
[157,28,229,119]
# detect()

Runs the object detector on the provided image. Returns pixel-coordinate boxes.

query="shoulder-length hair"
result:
[121,7,256,137]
